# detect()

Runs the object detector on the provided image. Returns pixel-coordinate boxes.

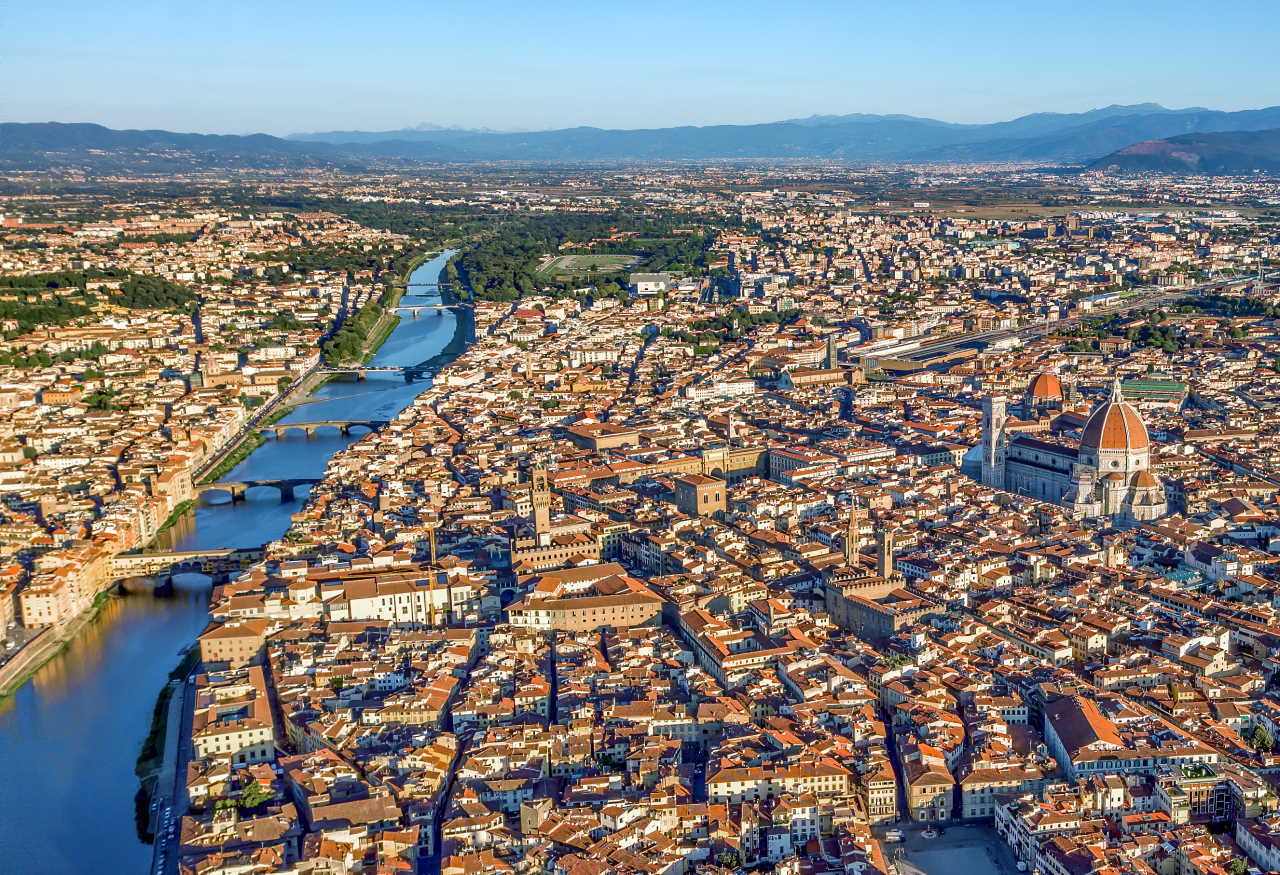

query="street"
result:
[151,669,195,875]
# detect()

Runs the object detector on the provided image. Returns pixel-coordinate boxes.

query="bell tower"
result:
[876,526,894,579]
[981,395,1007,489]
[529,466,551,544]
[844,500,862,564]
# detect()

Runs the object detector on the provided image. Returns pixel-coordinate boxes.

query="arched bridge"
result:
[315,366,430,382]
[109,548,264,584]
[259,419,389,438]
[395,303,469,318]
[196,477,322,504]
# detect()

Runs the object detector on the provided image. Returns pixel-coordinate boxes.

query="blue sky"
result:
[5,0,1278,135]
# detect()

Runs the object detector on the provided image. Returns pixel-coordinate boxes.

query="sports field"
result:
[536,253,641,277]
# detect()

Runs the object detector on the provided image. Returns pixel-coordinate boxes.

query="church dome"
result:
[1131,470,1159,488]
[1027,372,1064,401]
[1080,380,1149,452]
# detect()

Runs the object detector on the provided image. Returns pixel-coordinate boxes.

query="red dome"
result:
[1132,470,1159,488]
[1027,372,1064,400]
[1080,382,1149,452]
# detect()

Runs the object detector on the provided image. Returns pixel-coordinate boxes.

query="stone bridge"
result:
[196,477,322,504]
[259,419,389,438]
[109,547,265,585]
[395,303,467,318]
[315,367,430,382]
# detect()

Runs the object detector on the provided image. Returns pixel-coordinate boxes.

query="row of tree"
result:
[321,294,391,363]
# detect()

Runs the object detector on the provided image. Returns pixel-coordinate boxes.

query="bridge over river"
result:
[108,547,265,586]
[315,364,433,381]
[395,302,471,318]
[195,477,322,503]
[258,418,389,438]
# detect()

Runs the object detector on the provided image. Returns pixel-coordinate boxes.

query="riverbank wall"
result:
[0,590,113,700]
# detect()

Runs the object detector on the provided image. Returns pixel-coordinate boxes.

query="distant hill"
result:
[1090,128,1280,174]
[286,104,1280,163]
[8,105,1280,169]
[1,122,315,168]
[0,122,460,171]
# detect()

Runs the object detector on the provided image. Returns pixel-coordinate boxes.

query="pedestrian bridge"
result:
[195,477,322,504]
[259,419,389,438]
[109,547,264,583]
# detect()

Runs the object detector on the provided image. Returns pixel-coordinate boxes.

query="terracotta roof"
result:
[1046,695,1122,755]
[1027,371,1064,400]
[1132,470,1159,488]
[1080,381,1149,452]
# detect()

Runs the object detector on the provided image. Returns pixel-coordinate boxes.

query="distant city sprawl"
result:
[2,162,1280,875]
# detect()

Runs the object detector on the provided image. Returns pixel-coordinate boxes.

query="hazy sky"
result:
[6,0,1278,135]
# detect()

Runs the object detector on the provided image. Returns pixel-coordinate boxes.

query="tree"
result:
[1249,724,1273,754]
[84,386,122,410]
[238,781,274,811]
[1228,858,1249,875]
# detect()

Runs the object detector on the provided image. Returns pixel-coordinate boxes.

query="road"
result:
[150,665,195,875]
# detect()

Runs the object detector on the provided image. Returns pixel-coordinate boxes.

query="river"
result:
[0,250,461,873]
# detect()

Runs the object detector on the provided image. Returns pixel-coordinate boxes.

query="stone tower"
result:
[981,395,1007,489]
[529,466,551,544]
[844,500,862,564]
[876,526,894,579]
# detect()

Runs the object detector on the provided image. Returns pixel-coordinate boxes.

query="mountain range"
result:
[5,104,1280,170]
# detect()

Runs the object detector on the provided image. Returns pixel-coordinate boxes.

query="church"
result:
[979,375,1168,525]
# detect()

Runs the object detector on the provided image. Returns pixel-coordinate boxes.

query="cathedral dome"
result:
[1027,371,1064,401]
[1081,380,1150,453]
[1131,470,1159,488]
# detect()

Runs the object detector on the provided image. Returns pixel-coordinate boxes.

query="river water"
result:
[0,251,461,873]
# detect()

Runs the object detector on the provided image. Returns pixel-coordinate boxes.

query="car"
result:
[884,829,904,843]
